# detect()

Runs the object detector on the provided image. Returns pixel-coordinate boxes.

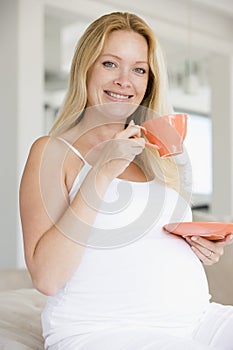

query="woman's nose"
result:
[113,71,132,88]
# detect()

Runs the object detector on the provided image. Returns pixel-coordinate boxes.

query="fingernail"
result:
[191,236,198,241]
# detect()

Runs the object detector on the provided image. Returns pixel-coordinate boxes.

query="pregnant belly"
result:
[62,237,210,327]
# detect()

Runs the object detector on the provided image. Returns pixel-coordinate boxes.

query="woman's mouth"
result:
[104,90,133,100]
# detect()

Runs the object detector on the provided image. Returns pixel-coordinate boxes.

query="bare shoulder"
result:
[29,135,66,157]
[27,135,83,165]
[25,135,84,193]
[30,135,52,149]
[22,136,63,177]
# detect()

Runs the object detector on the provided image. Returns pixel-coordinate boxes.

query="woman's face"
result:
[86,30,149,112]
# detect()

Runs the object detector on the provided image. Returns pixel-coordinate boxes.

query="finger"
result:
[217,233,233,246]
[225,234,233,245]
[190,245,219,266]
[116,122,142,139]
[185,236,224,258]
[190,236,224,254]
[130,137,146,148]
[113,137,145,157]
[111,138,145,160]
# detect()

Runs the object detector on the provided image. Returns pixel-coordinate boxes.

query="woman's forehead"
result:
[101,30,149,62]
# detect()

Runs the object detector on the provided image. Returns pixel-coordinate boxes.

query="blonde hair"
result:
[50,12,184,193]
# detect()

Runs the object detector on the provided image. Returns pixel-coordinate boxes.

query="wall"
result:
[0,0,233,273]
[0,0,44,268]
[0,0,18,267]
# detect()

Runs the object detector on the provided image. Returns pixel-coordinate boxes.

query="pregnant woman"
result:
[20,12,233,350]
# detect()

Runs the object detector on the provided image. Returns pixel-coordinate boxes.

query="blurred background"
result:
[0,0,233,271]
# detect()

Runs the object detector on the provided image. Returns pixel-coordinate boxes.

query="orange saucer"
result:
[163,222,233,240]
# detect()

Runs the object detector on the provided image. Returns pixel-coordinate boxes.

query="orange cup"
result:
[141,113,188,158]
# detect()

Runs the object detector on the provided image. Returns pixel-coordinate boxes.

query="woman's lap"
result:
[49,328,216,350]
[193,302,233,349]
[48,303,233,350]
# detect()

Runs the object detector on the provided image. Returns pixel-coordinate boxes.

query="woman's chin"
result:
[93,101,138,122]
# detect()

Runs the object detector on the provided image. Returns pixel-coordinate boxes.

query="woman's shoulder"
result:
[26,135,85,193]
[29,135,79,157]
[27,136,84,172]
[30,135,63,151]
[27,135,58,157]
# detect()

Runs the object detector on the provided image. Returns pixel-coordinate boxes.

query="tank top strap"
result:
[57,137,86,163]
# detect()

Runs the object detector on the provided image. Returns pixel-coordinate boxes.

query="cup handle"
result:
[145,142,159,149]
[140,126,160,150]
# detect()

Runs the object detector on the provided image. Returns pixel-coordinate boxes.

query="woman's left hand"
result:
[184,234,233,265]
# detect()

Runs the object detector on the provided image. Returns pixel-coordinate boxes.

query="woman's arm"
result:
[20,125,145,296]
[20,136,112,296]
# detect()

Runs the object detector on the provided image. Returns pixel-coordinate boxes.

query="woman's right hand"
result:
[93,121,146,180]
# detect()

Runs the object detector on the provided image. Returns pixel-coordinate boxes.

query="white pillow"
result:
[0,288,46,350]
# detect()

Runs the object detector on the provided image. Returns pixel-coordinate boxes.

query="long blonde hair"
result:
[50,12,186,194]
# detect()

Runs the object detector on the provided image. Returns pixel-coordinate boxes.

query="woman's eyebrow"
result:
[101,53,148,65]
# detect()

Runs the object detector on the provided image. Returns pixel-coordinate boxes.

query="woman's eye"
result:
[134,67,146,74]
[103,61,116,68]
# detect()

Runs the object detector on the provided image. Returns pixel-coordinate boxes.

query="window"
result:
[184,113,212,197]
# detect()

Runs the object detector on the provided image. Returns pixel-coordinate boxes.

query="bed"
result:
[0,269,46,350]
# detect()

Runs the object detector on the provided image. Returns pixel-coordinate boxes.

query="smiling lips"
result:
[105,90,133,100]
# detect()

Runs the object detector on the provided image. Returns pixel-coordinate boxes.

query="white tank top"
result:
[42,139,211,347]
